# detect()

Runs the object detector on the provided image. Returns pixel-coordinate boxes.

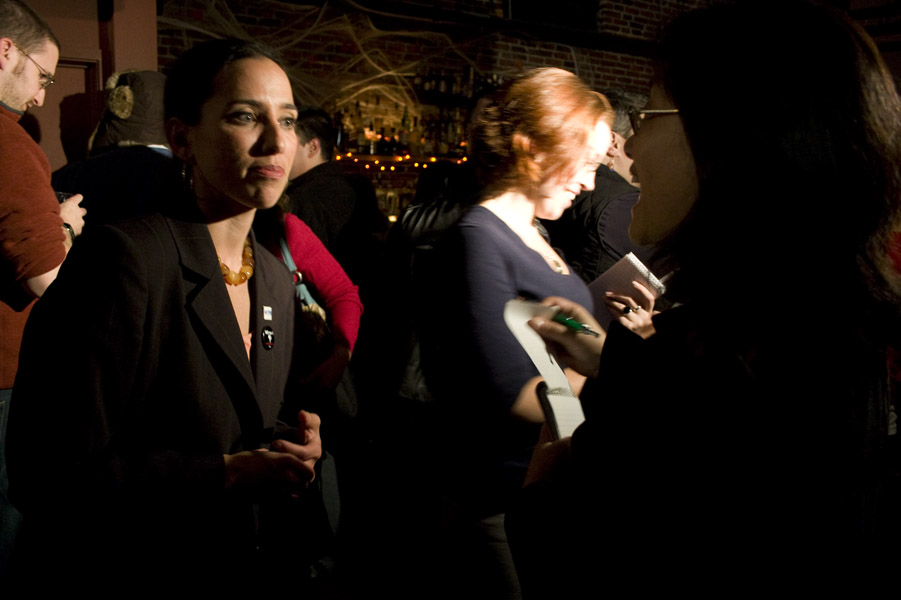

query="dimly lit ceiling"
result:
[846,0,901,51]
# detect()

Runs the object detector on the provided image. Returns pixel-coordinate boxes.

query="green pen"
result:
[551,310,600,337]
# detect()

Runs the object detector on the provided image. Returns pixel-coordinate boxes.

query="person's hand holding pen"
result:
[551,312,601,337]
[528,296,606,378]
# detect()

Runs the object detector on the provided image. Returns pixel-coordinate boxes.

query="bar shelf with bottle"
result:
[333,66,502,221]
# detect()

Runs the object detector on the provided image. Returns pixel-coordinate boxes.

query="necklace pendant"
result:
[225,270,247,285]
[219,236,255,286]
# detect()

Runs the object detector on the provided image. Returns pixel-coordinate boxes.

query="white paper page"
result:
[542,390,586,439]
[504,299,584,438]
[503,299,572,391]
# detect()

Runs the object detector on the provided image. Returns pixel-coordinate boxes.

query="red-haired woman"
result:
[415,68,614,598]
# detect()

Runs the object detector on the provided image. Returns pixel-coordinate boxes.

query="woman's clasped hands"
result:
[223,410,322,498]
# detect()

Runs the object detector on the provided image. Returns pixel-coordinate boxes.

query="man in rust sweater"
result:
[0,0,85,576]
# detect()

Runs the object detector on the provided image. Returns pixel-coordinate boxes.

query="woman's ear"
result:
[165,117,193,163]
[512,131,542,186]
[607,132,622,158]
[512,131,533,158]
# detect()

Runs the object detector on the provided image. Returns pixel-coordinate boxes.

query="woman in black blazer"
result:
[7,40,319,589]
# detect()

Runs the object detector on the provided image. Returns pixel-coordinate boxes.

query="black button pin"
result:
[261,326,275,350]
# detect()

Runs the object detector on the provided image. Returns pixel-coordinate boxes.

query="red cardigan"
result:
[0,104,65,388]
[282,213,363,353]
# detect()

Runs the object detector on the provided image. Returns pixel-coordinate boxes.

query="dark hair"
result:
[655,1,901,322]
[602,88,644,138]
[0,0,59,53]
[295,107,336,161]
[471,67,613,197]
[164,38,285,126]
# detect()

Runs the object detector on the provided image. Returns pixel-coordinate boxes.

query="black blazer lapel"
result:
[164,216,264,444]
[249,231,295,430]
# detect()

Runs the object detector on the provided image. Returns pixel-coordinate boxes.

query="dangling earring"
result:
[181,162,194,193]
[607,134,618,171]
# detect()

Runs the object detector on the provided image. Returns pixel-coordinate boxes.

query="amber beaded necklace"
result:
[219,236,255,286]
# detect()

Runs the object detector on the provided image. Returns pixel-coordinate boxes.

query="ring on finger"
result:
[622,306,632,315]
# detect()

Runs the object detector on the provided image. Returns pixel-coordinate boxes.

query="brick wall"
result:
[598,0,708,39]
[158,0,705,100]
[385,0,505,17]
[157,0,705,210]
[473,36,654,93]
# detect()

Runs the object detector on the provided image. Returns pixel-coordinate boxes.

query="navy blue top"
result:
[422,206,593,512]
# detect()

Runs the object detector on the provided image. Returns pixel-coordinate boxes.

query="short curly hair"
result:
[0,0,58,54]
[295,107,336,161]
[471,68,613,197]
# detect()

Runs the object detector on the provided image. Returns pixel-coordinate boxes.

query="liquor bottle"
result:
[377,127,389,155]
[334,110,347,153]
[388,127,398,155]
[423,117,436,156]
[368,120,378,155]
[399,106,410,153]
[437,111,450,156]
[354,107,367,154]
[410,116,422,156]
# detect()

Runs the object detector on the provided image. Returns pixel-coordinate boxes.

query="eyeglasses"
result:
[12,42,55,90]
[628,107,680,134]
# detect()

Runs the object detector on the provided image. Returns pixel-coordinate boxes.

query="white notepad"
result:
[503,299,584,439]
[588,252,666,330]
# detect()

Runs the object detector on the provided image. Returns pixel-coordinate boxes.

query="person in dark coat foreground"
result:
[509,1,901,593]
